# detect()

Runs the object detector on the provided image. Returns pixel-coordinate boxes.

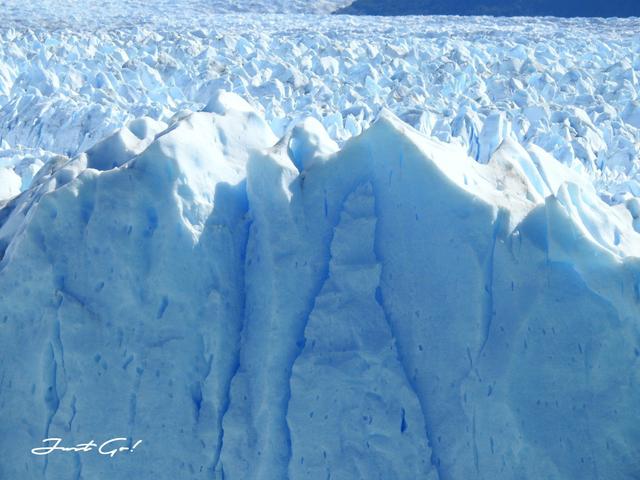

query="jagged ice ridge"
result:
[1,15,640,206]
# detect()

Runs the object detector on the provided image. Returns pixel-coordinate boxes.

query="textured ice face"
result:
[1,14,640,205]
[0,93,639,480]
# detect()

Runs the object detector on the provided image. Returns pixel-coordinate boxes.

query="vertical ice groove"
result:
[127,364,144,446]
[228,163,376,478]
[43,345,58,411]
[476,208,507,363]
[191,336,208,426]
[217,159,305,479]
[281,187,346,477]
[370,183,443,480]
[288,180,433,478]
[373,282,443,480]
[67,395,77,430]
[212,216,251,475]
[45,305,68,444]
[472,410,480,476]
[212,349,241,475]
[43,342,59,477]
[52,313,67,395]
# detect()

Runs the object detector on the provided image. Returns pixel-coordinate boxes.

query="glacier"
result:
[1,15,640,206]
[1,91,639,479]
[2,2,640,479]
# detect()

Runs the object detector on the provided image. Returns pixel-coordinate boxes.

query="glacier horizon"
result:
[0,91,639,479]
[2,16,640,207]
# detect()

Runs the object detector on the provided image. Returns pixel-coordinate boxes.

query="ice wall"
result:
[0,93,639,479]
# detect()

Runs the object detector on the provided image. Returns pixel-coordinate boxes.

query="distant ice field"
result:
[0,11,639,204]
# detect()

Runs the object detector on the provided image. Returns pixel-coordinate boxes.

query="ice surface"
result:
[0,93,639,479]
[1,14,640,206]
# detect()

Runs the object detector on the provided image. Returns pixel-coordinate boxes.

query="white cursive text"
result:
[31,438,142,457]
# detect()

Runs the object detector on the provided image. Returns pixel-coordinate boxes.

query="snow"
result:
[1,91,639,479]
[1,3,640,479]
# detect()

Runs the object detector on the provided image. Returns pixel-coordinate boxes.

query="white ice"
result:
[0,14,640,206]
